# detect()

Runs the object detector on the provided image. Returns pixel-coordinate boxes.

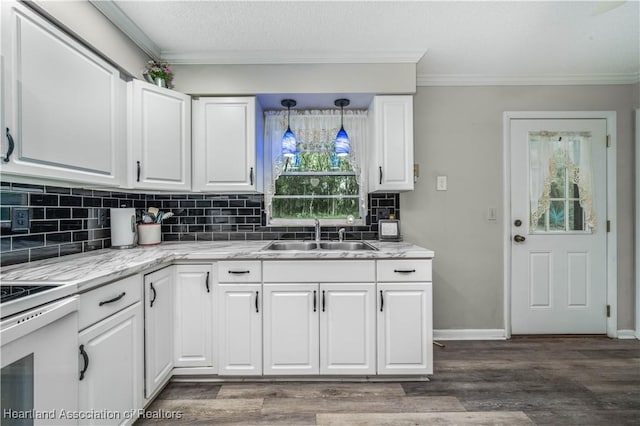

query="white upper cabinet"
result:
[192,97,263,192]
[128,80,191,191]
[368,95,414,192]
[1,1,126,186]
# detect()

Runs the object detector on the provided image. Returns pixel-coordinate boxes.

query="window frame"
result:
[263,109,368,227]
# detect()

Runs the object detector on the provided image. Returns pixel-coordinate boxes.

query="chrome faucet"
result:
[314,218,321,242]
[338,228,346,242]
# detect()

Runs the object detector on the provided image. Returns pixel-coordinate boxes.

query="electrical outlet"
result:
[97,209,107,227]
[436,176,448,191]
[11,207,30,232]
[378,208,391,219]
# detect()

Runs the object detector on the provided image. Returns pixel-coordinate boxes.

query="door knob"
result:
[514,235,526,243]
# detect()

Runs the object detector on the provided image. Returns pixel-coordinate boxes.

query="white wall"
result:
[403,84,639,331]
[171,63,416,95]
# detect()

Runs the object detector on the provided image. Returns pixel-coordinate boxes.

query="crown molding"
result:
[417,72,640,86]
[89,0,161,59]
[161,50,426,65]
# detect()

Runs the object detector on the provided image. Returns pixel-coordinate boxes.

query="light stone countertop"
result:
[0,241,434,292]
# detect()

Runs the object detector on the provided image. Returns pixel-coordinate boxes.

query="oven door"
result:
[1,296,79,425]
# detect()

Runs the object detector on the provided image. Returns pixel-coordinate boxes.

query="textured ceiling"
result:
[105,0,639,84]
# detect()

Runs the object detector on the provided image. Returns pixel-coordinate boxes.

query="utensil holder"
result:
[137,223,161,246]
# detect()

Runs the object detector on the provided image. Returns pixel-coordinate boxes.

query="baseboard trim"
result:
[617,329,639,339]
[434,329,507,341]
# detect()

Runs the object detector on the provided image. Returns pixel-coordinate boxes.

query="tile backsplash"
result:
[0,181,400,267]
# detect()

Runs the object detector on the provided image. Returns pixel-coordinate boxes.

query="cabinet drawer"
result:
[263,260,375,283]
[218,261,262,283]
[377,259,432,282]
[79,274,142,330]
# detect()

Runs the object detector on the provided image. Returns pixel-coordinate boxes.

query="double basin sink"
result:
[263,241,378,251]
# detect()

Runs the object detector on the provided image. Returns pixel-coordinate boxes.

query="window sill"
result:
[268,218,366,227]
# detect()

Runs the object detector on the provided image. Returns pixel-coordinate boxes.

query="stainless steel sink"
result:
[263,241,319,251]
[318,241,377,251]
[263,241,377,251]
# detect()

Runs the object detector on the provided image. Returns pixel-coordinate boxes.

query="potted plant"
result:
[143,60,173,88]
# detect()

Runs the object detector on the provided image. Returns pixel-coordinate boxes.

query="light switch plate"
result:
[488,207,497,221]
[436,175,448,191]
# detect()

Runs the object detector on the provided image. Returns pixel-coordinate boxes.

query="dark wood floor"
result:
[137,337,640,425]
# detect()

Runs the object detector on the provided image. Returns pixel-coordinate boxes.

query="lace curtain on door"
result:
[529,131,596,232]
[263,109,368,220]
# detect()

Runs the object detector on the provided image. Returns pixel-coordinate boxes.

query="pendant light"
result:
[281,99,297,157]
[334,98,350,156]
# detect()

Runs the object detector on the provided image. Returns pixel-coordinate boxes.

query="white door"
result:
[217,284,262,375]
[263,283,319,375]
[174,265,213,368]
[377,283,432,375]
[510,118,608,334]
[79,303,143,426]
[320,284,375,375]
[144,267,174,398]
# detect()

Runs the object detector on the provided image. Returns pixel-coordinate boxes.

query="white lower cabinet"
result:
[263,283,319,375]
[174,264,215,370]
[144,266,174,399]
[376,259,433,375]
[78,275,143,426]
[320,284,376,375]
[377,282,433,375]
[263,282,376,375]
[262,260,376,376]
[217,283,262,375]
[216,261,262,375]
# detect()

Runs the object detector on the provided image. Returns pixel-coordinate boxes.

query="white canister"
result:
[110,208,137,248]
[137,223,161,246]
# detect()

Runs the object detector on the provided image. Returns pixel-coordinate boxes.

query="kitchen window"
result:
[264,109,368,225]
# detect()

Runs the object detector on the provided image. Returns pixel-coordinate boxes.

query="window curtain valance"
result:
[529,131,596,231]
[263,109,368,221]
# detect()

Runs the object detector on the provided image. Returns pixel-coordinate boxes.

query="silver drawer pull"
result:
[394,269,416,274]
[228,270,251,275]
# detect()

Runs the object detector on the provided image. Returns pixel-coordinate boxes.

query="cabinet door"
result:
[174,264,214,369]
[218,283,262,375]
[144,267,174,398]
[377,283,433,375]
[1,1,125,186]
[263,283,319,375]
[79,302,143,426]
[368,96,414,192]
[192,97,262,192]
[320,283,376,375]
[129,80,191,190]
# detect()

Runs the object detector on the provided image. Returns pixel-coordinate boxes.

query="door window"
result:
[529,131,595,233]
